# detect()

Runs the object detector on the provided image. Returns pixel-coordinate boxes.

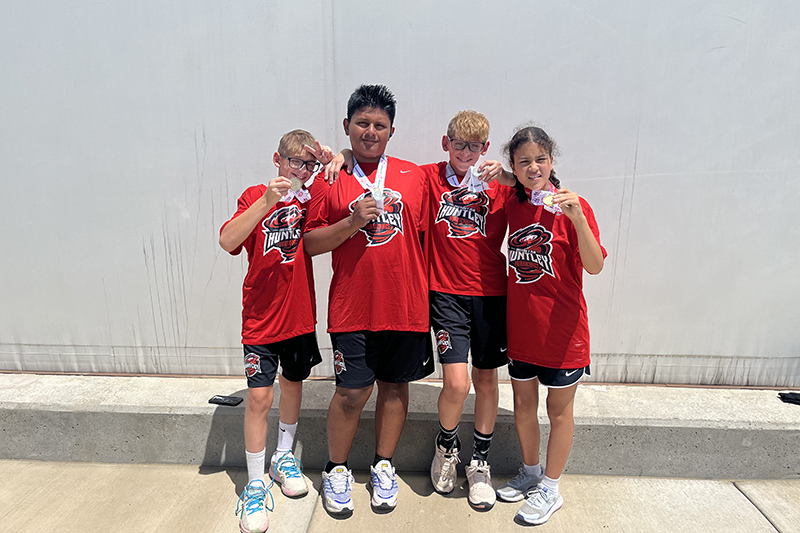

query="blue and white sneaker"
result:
[369,460,399,510]
[321,465,354,516]
[236,479,273,533]
[516,485,563,525]
[269,451,308,497]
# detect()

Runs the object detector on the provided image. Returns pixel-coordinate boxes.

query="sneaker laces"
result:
[236,480,274,516]
[275,451,303,479]
[471,461,491,484]
[526,486,550,507]
[508,468,530,488]
[374,463,395,489]
[328,469,352,494]
[440,450,461,478]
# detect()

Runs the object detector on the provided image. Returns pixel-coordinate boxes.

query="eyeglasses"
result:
[448,138,486,153]
[281,154,321,172]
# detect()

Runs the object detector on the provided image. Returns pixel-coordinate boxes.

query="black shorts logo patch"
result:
[349,189,404,247]
[244,352,261,377]
[333,350,346,374]
[435,188,489,238]
[262,205,305,263]
[435,330,452,354]
[508,224,555,283]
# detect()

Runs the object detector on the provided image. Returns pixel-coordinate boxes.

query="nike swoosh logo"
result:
[500,347,508,353]
[565,369,580,377]
[400,170,411,173]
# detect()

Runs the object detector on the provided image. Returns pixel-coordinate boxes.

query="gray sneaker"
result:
[465,459,496,510]
[516,485,563,525]
[430,441,460,494]
[495,467,543,502]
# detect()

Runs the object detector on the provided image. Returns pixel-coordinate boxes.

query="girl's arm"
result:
[552,189,605,275]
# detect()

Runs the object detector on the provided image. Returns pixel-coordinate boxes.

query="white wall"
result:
[1,0,798,385]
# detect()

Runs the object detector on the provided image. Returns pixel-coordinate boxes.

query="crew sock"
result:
[275,420,297,455]
[246,448,266,484]
[471,428,493,462]
[437,422,461,451]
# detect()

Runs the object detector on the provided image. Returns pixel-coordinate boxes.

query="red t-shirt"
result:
[505,189,607,368]
[221,176,331,344]
[306,156,429,333]
[423,162,507,296]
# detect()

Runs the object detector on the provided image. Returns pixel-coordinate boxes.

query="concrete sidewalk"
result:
[1,460,799,533]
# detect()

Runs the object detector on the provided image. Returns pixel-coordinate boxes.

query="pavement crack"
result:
[733,481,781,533]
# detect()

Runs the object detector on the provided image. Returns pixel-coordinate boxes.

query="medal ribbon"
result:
[528,183,561,214]
[353,155,388,213]
[278,176,314,204]
[445,163,487,192]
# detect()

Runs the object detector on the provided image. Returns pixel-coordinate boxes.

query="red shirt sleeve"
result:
[220,186,263,256]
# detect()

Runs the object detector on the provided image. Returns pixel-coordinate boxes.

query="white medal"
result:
[445,163,487,192]
[353,155,388,213]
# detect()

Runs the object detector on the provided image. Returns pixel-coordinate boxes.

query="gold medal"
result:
[290,177,303,191]
[543,194,555,206]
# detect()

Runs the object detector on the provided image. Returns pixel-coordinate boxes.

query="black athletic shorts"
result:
[508,359,591,388]
[243,333,322,388]
[429,291,508,369]
[330,330,435,389]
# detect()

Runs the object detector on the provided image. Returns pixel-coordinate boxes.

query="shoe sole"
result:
[516,496,563,525]
[368,480,397,510]
[496,484,538,503]
[268,467,308,498]
[323,498,354,517]
[239,518,269,533]
[468,498,495,511]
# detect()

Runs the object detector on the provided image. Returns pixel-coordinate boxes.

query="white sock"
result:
[246,448,266,485]
[524,462,544,478]
[275,420,297,455]
[542,475,560,493]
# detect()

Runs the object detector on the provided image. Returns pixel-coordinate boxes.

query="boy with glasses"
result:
[219,129,334,533]
[424,110,509,511]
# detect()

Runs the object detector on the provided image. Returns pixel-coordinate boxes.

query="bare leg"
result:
[472,367,499,435]
[374,380,409,458]
[511,378,541,466]
[244,386,274,453]
[326,385,373,463]
[543,384,578,479]
[277,374,302,424]
[437,363,470,430]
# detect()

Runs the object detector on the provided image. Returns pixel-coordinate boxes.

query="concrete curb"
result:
[2,373,799,478]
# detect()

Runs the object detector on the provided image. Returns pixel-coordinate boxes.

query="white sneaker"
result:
[496,467,543,502]
[369,460,399,510]
[321,466,354,516]
[430,441,460,494]
[236,479,272,533]
[269,450,308,497]
[465,459,496,510]
[516,485,563,525]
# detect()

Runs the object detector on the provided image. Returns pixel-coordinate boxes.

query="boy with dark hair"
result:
[219,130,333,533]
[304,84,433,516]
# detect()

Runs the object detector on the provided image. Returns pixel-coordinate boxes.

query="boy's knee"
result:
[247,386,274,412]
[442,376,471,402]
[377,381,409,402]
[471,369,498,394]
[335,385,372,412]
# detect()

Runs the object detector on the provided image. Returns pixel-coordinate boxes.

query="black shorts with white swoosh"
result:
[507,360,590,388]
